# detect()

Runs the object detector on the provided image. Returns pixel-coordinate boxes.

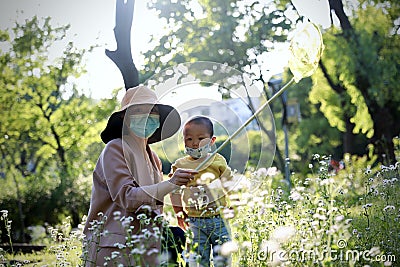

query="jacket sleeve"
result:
[151,150,163,174]
[100,140,157,212]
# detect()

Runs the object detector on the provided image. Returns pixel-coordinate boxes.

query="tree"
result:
[142,0,296,171]
[0,16,117,241]
[142,0,400,169]
[308,0,400,164]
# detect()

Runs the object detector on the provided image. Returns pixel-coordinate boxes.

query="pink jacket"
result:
[83,138,163,247]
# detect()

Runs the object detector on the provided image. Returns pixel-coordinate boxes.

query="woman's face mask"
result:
[129,114,160,138]
[185,140,211,159]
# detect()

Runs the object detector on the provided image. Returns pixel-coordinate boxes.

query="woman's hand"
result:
[169,168,198,186]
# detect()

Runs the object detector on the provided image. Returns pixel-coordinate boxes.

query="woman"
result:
[83,85,196,266]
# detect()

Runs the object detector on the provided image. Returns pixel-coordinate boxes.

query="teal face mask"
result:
[129,114,160,138]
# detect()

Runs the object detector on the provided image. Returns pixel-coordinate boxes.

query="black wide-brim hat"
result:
[100,86,181,144]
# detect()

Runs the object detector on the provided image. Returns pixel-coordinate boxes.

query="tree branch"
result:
[319,60,345,94]
[106,0,139,90]
[328,0,353,32]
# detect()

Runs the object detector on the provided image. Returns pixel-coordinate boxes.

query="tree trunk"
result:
[368,105,396,164]
[343,115,357,155]
[106,0,139,90]
[319,61,358,155]
[12,174,26,243]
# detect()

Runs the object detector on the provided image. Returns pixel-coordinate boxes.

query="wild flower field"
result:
[0,154,399,266]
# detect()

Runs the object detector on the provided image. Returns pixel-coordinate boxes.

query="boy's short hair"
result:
[184,116,214,136]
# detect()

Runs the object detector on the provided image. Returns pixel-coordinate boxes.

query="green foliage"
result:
[308,1,400,162]
[143,0,293,84]
[309,27,375,138]
[144,0,400,169]
[0,16,118,241]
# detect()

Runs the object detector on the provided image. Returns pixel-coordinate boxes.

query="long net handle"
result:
[194,77,295,171]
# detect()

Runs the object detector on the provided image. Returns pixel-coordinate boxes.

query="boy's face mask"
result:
[185,140,211,159]
[129,114,160,138]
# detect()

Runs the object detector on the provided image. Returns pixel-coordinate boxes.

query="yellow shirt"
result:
[170,153,232,217]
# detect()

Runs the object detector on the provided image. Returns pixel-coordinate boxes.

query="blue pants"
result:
[189,216,230,267]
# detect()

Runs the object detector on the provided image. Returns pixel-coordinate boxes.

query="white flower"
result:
[335,215,345,222]
[111,251,120,259]
[220,241,239,256]
[242,241,252,250]
[320,178,334,186]
[267,167,278,176]
[147,248,159,256]
[313,213,327,221]
[345,219,353,224]
[369,246,381,257]
[113,211,121,216]
[113,243,125,249]
[255,167,279,177]
[256,168,268,177]
[271,226,296,243]
[289,191,302,201]
[140,205,152,212]
[383,205,395,212]
[136,214,147,220]
[131,247,146,255]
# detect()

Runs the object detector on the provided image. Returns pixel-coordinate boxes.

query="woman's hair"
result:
[185,116,214,136]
